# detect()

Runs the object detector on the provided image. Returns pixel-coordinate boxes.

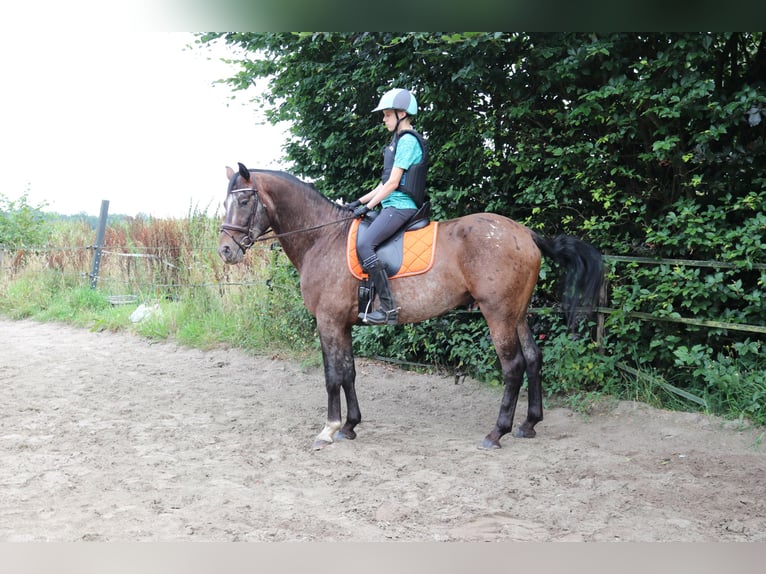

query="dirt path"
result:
[1,318,764,542]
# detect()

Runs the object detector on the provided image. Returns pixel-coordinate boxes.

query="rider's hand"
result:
[352,204,370,218]
[343,199,362,210]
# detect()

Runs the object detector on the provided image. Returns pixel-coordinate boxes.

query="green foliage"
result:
[173,288,224,347]
[192,31,766,426]
[127,246,317,354]
[198,33,764,236]
[0,190,50,249]
[249,249,318,351]
[540,332,622,397]
[37,285,111,324]
[1,275,54,319]
[352,313,500,383]
[0,268,110,326]
[673,340,766,426]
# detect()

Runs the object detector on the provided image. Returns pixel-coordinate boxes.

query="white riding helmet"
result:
[372,88,418,115]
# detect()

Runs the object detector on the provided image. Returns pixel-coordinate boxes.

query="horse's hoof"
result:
[513,426,537,439]
[311,439,333,451]
[479,437,502,450]
[336,428,357,441]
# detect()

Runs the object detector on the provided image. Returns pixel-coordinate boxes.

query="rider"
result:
[346,88,429,325]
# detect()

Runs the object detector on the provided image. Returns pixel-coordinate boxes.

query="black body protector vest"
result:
[380,129,429,208]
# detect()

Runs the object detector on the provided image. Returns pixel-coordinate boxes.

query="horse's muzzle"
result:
[218,224,253,264]
[218,242,243,264]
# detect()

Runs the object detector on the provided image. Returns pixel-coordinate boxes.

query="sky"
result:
[0,31,288,218]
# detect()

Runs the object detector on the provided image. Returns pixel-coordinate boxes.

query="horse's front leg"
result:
[312,325,360,450]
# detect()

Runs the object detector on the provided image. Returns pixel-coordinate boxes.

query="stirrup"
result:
[359,307,399,325]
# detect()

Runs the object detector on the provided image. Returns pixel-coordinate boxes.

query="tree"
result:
[198,33,766,420]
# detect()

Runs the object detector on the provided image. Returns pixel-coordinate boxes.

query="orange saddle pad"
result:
[347,219,439,279]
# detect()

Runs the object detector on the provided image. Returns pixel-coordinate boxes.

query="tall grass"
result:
[0,211,317,360]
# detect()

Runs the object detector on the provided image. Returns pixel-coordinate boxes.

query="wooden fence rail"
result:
[604,254,766,270]
[599,254,765,336]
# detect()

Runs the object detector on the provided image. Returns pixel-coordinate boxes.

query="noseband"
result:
[219,184,265,254]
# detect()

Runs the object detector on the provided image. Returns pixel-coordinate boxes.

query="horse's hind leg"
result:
[514,319,543,438]
[481,317,527,449]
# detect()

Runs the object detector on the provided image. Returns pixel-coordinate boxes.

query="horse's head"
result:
[218,162,270,264]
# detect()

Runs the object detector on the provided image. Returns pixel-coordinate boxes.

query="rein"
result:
[248,216,357,244]
[220,185,356,253]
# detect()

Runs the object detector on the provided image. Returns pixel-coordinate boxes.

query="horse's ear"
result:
[226,166,235,180]
[237,162,251,182]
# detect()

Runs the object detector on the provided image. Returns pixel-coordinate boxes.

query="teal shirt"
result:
[382,133,422,209]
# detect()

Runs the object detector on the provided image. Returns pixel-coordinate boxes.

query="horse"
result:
[218,163,604,450]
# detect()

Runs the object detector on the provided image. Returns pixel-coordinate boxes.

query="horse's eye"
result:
[238,195,251,207]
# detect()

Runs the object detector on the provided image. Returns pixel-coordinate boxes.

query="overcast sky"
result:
[0,31,287,218]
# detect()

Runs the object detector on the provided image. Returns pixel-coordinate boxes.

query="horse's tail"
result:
[531,231,604,332]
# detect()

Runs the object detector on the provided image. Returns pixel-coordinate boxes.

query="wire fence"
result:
[0,241,268,305]
[1,242,764,335]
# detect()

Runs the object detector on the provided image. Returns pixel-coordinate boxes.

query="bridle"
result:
[219,185,263,254]
[219,179,356,255]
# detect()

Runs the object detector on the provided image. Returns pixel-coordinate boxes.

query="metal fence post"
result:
[89,200,110,289]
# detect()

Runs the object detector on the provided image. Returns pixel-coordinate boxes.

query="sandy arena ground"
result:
[1,318,764,542]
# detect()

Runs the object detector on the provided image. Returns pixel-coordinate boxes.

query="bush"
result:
[0,191,49,249]
[353,312,500,383]
[673,340,766,426]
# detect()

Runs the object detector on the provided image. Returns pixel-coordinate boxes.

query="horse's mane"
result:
[253,169,351,218]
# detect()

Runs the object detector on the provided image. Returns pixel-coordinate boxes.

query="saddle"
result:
[346,202,439,280]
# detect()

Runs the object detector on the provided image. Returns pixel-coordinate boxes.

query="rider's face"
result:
[382,109,405,132]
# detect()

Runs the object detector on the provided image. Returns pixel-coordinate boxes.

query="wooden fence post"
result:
[89,200,110,289]
[596,276,609,353]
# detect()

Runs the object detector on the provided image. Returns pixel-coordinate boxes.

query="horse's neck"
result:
[265,176,336,268]
[269,183,330,233]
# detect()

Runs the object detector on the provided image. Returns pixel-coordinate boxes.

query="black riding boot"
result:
[360,261,398,325]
